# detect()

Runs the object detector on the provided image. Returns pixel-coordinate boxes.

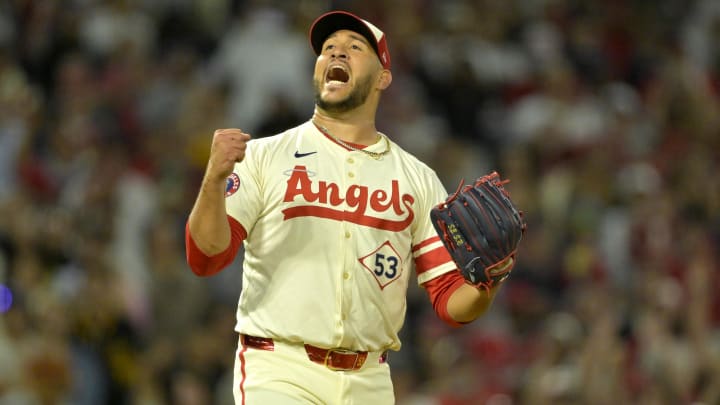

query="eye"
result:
[351,42,368,51]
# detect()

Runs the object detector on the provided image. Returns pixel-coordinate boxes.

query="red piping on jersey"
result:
[239,342,248,405]
[412,236,454,276]
[412,236,441,252]
[185,215,246,276]
[414,245,455,276]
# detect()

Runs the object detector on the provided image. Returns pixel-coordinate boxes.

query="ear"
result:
[376,69,392,90]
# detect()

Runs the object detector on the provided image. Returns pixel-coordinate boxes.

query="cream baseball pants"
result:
[232,335,395,404]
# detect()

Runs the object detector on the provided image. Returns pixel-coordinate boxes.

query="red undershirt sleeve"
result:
[422,270,468,328]
[185,215,247,277]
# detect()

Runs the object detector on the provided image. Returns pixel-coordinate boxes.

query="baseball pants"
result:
[233,334,395,404]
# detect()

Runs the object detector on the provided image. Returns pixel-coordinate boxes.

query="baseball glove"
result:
[430,171,526,291]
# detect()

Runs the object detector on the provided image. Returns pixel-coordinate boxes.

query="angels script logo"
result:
[282,165,415,231]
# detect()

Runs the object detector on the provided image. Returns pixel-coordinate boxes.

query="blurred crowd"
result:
[0,0,719,404]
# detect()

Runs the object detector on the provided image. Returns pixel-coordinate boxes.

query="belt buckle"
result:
[324,348,359,371]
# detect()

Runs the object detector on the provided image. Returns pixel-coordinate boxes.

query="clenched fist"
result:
[205,128,251,184]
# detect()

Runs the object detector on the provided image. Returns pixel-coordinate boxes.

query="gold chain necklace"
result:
[314,121,391,160]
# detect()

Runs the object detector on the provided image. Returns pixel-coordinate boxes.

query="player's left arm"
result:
[413,169,513,326]
[421,257,512,326]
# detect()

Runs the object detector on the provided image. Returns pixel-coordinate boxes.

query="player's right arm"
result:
[186,129,250,275]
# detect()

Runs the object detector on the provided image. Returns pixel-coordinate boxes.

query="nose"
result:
[330,45,348,60]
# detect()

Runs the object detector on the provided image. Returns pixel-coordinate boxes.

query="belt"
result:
[240,334,387,371]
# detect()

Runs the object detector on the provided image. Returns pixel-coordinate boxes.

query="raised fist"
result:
[206,128,251,183]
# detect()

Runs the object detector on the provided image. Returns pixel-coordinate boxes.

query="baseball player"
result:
[185,10,511,404]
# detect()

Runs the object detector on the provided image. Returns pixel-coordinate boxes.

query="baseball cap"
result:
[309,11,391,70]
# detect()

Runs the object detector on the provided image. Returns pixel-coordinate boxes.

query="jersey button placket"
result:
[339,155,351,341]
[339,151,359,338]
[343,153,356,240]
[347,154,355,179]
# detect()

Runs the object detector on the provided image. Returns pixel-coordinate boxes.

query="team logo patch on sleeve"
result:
[225,173,240,197]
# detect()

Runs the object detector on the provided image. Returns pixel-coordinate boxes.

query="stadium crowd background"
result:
[0,0,718,404]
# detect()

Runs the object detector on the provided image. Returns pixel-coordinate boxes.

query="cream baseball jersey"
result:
[226,120,456,352]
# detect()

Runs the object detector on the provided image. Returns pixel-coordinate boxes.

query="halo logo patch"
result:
[225,173,240,197]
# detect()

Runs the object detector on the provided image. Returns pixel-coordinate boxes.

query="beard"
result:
[314,74,374,114]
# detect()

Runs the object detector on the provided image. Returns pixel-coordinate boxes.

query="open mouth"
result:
[325,65,350,84]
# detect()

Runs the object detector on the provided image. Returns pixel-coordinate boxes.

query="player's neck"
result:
[311,111,379,146]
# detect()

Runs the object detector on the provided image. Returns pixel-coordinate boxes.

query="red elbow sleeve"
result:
[185,216,246,277]
[423,271,467,328]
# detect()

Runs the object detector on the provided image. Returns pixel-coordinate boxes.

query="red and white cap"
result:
[309,10,391,70]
